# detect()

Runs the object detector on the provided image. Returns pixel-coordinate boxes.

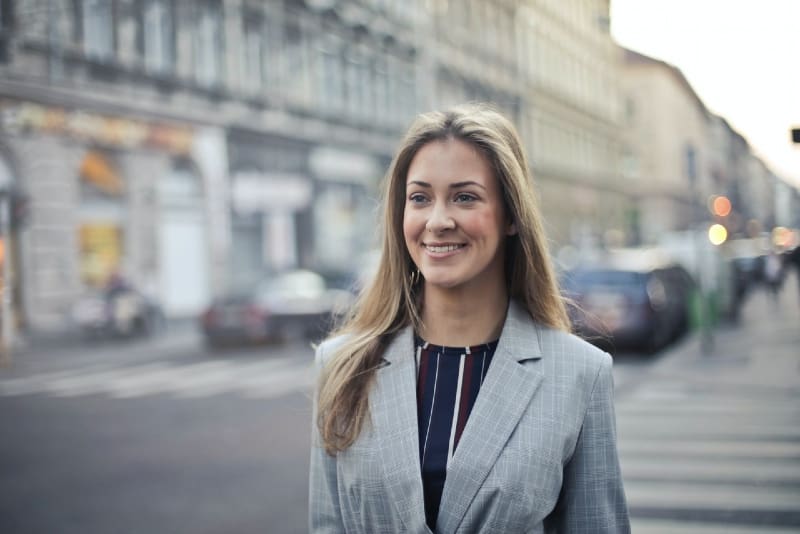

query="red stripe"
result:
[417,346,430,404]
[453,354,474,448]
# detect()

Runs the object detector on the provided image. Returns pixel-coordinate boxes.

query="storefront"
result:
[0,97,219,333]
[309,146,384,281]
[227,130,313,289]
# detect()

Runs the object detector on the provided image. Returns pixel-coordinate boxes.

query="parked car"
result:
[562,262,695,353]
[200,269,353,348]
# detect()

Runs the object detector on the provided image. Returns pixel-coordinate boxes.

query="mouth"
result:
[424,243,466,254]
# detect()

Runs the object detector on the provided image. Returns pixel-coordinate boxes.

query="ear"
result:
[506,220,517,236]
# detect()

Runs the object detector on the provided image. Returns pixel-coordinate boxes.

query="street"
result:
[1,275,799,534]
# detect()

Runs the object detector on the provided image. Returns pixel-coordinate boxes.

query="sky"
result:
[610,0,800,189]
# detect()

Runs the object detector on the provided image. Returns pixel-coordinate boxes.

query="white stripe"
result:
[479,352,486,385]
[415,344,422,377]
[446,354,466,466]
[421,351,440,465]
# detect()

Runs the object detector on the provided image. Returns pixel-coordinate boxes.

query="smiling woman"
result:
[403,139,516,313]
[310,103,630,533]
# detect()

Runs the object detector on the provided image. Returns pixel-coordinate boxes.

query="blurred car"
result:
[562,262,694,353]
[200,269,353,348]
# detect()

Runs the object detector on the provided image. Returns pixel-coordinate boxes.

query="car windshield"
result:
[257,271,325,300]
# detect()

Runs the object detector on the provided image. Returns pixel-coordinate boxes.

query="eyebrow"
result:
[407,180,487,191]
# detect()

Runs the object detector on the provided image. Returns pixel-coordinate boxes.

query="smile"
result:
[425,244,466,253]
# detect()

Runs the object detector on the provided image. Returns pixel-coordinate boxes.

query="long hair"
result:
[316,103,570,454]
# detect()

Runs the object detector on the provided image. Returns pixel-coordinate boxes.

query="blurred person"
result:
[764,250,782,303]
[788,245,800,305]
[310,104,630,533]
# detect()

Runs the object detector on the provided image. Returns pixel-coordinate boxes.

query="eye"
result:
[454,193,477,203]
[408,193,428,204]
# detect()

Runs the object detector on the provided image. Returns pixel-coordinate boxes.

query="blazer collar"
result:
[371,300,546,534]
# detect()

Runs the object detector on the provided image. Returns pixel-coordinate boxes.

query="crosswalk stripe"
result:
[621,456,800,483]
[624,480,800,511]
[615,372,800,531]
[617,439,800,459]
[0,357,316,400]
[631,518,800,534]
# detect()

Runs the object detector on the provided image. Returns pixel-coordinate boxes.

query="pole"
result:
[0,194,13,366]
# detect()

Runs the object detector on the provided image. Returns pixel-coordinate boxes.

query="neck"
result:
[419,281,509,347]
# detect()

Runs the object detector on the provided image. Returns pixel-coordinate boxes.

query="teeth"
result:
[426,244,463,253]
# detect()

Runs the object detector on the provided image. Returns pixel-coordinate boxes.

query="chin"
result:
[422,276,463,290]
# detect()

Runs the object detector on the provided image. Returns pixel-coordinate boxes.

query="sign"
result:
[0,98,193,154]
[232,171,312,213]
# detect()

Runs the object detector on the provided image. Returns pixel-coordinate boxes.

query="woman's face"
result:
[403,139,515,294]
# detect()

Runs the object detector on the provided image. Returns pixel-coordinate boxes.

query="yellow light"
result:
[712,196,732,217]
[708,224,728,245]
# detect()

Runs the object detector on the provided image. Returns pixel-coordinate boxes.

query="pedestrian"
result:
[764,250,782,303]
[788,244,800,305]
[309,104,630,533]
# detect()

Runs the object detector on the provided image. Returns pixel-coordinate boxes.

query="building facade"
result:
[620,48,713,245]
[0,0,422,336]
[515,0,629,250]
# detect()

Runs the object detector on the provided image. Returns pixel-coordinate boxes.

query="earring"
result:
[410,268,420,286]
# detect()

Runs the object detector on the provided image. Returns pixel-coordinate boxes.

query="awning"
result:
[80,151,124,196]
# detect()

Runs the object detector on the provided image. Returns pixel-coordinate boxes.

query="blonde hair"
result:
[316,103,570,454]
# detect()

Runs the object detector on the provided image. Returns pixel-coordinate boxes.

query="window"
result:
[142,0,173,73]
[194,0,223,87]
[0,0,13,35]
[83,0,114,60]
[284,16,311,106]
[345,47,365,118]
[318,34,344,113]
[243,12,266,91]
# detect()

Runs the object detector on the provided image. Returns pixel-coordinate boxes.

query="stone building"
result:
[514,0,629,250]
[0,0,423,335]
[620,48,713,245]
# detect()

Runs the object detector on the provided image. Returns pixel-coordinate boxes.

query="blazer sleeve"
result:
[309,343,346,533]
[545,353,631,534]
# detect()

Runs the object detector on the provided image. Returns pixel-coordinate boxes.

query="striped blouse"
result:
[415,336,498,530]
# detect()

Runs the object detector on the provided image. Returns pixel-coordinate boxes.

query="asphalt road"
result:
[0,277,798,534]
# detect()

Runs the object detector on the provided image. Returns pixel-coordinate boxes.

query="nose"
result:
[425,202,455,233]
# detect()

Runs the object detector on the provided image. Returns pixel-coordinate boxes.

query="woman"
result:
[310,104,630,533]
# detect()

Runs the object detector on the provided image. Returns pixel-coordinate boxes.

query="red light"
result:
[712,196,731,217]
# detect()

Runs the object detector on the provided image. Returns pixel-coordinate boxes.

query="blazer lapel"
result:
[436,301,545,534]
[371,326,430,532]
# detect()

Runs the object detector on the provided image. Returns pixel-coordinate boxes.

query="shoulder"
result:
[534,325,613,389]
[314,334,352,368]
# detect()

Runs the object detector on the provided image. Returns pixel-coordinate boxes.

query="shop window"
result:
[78,150,125,288]
[79,223,123,288]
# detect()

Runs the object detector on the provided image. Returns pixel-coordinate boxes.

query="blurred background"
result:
[0,1,798,533]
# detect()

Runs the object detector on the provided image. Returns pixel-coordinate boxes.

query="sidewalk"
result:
[0,319,202,377]
[617,271,800,533]
[650,269,800,392]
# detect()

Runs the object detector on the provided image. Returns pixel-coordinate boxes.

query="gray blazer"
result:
[310,300,630,533]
